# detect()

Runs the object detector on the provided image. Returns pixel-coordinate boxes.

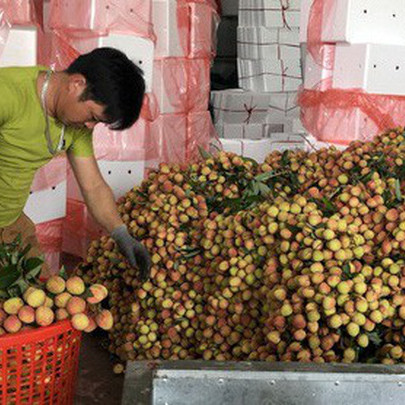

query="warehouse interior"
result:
[0,0,404,404]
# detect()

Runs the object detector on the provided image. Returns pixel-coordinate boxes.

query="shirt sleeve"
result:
[68,128,94,157]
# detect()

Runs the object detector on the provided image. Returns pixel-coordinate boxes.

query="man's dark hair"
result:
[66,47,145,130]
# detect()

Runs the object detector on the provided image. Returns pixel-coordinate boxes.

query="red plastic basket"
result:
[0,320,82,405]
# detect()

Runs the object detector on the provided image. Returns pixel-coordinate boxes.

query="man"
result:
[0,47,151,281]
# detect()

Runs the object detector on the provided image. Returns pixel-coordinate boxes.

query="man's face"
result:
[56,73,108,130]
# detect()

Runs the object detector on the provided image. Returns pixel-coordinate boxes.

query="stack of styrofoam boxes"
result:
[238,0,303,131]
[211,0,306,163]
[211,89,307,162]
[300,0,405,146]
[148,0,217,169]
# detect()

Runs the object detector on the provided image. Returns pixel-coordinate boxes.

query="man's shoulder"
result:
[0,65,46,84]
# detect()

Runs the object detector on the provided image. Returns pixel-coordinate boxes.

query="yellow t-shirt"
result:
[0,66,94,227]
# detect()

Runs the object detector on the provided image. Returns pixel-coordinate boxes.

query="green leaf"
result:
[257,182,271,195]
[342,263,352,280]
[24,257,44,271]
[0,265,21,289]
[58,266,68,280]
[252,182,260,196]
[395,179,402,201]
[281,150,290,167]
[25,265,42,282]
[110,257,121,265]
[368,332,382,346]
[254,172,277,182]
[198,146,213,160]
[7,285,21,298]
[240,156,259,167]
[0,290,8,299]
[20,243,32,259]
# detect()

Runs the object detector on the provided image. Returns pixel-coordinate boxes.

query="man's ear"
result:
[68,73,87,96]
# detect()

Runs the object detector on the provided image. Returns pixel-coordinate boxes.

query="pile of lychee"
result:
[0,275,113,334]
[76,127,405,369]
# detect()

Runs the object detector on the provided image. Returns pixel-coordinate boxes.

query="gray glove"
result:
[111,225,151,282]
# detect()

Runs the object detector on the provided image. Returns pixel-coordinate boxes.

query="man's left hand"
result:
[111,225,152,282]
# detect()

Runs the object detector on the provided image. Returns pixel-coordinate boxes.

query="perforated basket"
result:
[0,320,82,404]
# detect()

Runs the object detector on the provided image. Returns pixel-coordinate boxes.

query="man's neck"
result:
[37,70,59,118]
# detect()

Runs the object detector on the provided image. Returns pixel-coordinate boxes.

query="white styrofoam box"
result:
[71,34,154,92]
[238,26,299,46]
[238,43,300,60]
[237,27,300,60]
[0,27,37,66]
[299,0,312,43]
[221,138,243,155]
[284,117,306,133]
[211,89,272,124]
[221,138,275,163]
[238,58,302,79]
[305,135,348,152]
[217,122,284,139]
[239,0,300,10]
[241,139,273,163]
[153,0,188,57]
[68,160,145,201]
[300,0,405,45]
[303,44,335,90]
[322,0,405,45]
[265,132,307,152]
[221,137,307,162]
[266,132,306,142]
[268,141,306,152]
[221,0,238,16]
[238,58,302,92]
[153,59,188,114]
[24,181,67,225]
[333,44,405,96]
[239,9,300,28]
[98,161,145,199]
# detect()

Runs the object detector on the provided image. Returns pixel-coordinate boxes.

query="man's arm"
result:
[67,152,122,233]
[67,151,151,280]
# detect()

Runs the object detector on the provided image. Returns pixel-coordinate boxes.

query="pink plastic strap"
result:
[31,156,67,193]
[307,0,335,70]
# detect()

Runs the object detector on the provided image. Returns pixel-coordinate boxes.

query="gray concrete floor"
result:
[61,253,125,404]
[74,333,125,404]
